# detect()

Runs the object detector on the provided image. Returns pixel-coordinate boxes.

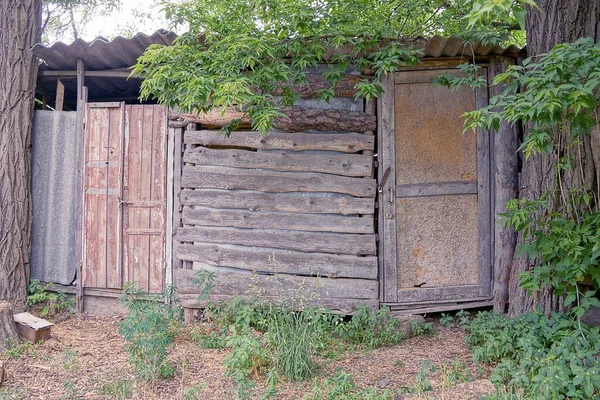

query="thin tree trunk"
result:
[508,0,600,316]
[0,1,41,309]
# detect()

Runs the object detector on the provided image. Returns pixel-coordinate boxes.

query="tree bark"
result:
[0,1,41,309]
[508,0,600,316]
[0,302,20,352]
[170,107,377,133]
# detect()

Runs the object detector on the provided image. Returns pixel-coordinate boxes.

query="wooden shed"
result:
[31,31,523,315]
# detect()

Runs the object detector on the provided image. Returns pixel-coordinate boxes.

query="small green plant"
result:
[2,341,37,360]
[411,320,435,336]
[468,311,600,399]
[193,269,215,303]
[118,283,183,380]
[336,306,405,349]
[96,378,133,399]
[306,370,393,400]
[439,361,473,389]
[61,379,82,400]
[412,359,435,395]
[182,383,208,400]
[439,313,454,327]
[27,279,74,317]
[456,310,471,327]
[0,387,27,400]
[62,347,79,372]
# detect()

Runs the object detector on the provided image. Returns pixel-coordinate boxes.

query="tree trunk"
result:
[170,107,377,133]
[0,302,20,352]
[0,0,41,326]
[508,0,600,316]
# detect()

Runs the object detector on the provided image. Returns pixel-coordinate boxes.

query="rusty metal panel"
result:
[30,111,80,285]
[394,75,477,184]
[123,105,167,293]
[396,195,479,290]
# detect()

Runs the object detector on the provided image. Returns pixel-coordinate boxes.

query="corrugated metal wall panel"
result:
[30,110,81,285]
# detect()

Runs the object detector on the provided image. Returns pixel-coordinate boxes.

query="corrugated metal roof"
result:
[33,29,178,70]
[33,31,524,72]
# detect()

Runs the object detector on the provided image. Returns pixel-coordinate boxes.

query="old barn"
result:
[31,30,523,315]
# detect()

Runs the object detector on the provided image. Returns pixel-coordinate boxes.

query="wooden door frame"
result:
[377,69,494,305]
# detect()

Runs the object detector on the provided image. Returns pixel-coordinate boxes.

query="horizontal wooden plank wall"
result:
[174,98,378,313]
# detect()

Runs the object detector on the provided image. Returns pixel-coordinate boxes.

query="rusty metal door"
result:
[379,70,492,305]
[83,103,167,293]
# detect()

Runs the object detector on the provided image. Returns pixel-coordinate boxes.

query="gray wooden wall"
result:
[173,97,380,313]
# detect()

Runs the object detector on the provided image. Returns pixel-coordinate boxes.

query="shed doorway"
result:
[83,103,167,293]
[379,69,493,307]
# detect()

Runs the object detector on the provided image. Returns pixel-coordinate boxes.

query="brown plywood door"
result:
[83,103,167,293]
[379,70,492,304]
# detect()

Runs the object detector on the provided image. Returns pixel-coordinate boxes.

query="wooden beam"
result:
[184,130,375,153]
[177,226,377,256]
[76,58,85,314]
[39,68,141,79]
[55,79,64,111]
[176,243,378,279]
[170,107,377,133]
[181,165,377,198]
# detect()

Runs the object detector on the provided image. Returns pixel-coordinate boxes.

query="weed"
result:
[118,283,183,380]
[438,361,472,389]
[336,306,405,349]
[0,387,27,400]
[2,341,42,360]
[96,378,134,399]
[61,379,81,400]
[410,320,435,336]
[456,310,471,327]
[408,359,435,395]
[182,383,207,400]
[468,311,600,399]
[306,370,393,400]
[27,279,74,317]
[439,313,454,327]
[62,347,79,372]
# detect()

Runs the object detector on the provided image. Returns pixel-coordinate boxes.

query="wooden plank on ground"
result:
[184,130,374,153]
[177,226,377,256]
[176,243,377,279]
[180,189,374,215]
[184,147,373,177]
[181,165,376,197]
[178,293,379,314]
[176,269,378,299]
[182,207,374,234]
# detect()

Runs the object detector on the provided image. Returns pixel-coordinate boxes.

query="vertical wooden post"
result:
[491,58,519,313]
[172,126,184,273]
[165,126,176,288]
[76,58,86,314]
[55,79,64,111]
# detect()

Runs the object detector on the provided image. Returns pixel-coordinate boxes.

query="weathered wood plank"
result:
[182,207,374,234]
[176,269,378,299]
[379,75,398,302]
[184,147,373,177]
[476,70,493,298]
[170,107,377,133]
[185,130,374,153]
[180,189,373,215]
[172,127,183,271]
[177,226,376,256]
[396,181,478,197]
[491,59,518,313]
[176,243,377,280]
[397,285,480,303]
[178,293,378,314]
[181,165,377,198]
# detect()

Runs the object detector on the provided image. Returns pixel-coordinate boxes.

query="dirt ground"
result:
[0,315,491,399]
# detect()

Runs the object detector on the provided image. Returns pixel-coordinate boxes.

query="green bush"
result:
[335,306,405,349]
[118,283,183,380]
[468,311,600,399]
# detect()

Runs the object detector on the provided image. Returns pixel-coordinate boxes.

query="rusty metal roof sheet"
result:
[33,29,178,70]
[410,35,524,58]
[33,31,524,72]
